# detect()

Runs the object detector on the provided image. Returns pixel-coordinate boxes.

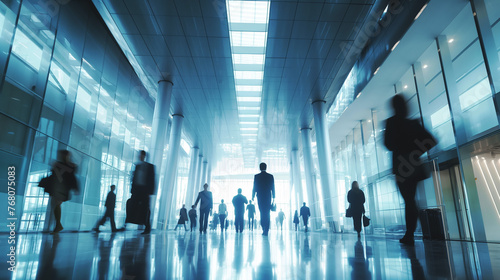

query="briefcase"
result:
[125,197,148,225]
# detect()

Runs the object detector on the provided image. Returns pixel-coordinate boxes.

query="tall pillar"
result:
[301,127,322,229]
[201,161,208,185]
[192,155,204,203]
[149,80,173,227]
[150,80,173,172]
[158,114,184,230]
[207,164,212,186]
[185,147,199,207]
[291,149,304,217]
[312,100,337,231]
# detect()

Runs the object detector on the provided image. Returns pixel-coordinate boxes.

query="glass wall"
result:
[0,0,154,232]
[326,2,500,240]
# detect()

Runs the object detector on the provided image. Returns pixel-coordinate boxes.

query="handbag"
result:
[345,206,352,218]
[270,203,276,212]
[363,215,370,227]
[38,174,54,194]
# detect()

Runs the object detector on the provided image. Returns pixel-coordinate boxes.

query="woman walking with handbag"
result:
[347,181,365,238]
[49,150,79,233]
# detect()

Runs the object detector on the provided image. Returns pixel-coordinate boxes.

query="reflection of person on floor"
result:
[303,236,312,262]
[120,237,149,279]
[36,235,61,279]
[402,245,426,279]
[384,95,436,245]
[196,234,209,280]
[94,184,117,232]
[348,240,371,280]
[97,234,116,279]
[300,203,311,232]
[255,238,274,279]
[293,210,300,231]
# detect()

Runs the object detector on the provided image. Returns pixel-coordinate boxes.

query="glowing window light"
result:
[230,31,267,47]
[234,71,264,79]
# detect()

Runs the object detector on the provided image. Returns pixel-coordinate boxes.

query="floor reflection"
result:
[5,231,500,279]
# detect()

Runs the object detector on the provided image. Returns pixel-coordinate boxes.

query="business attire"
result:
[293,211,300,231]
[252,171,276,235]
[130,160,156,232]
[300,206,311,232]
[347,188,365,235]
[95,190,117,231]
[188,209,197,232]
[174,207,189,231]
[194,190,213,233]
[232,194,248,233]
[219,203,227,231]
[246,204,256,230]
[384,116,436,242]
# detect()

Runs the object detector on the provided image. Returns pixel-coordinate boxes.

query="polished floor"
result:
[1,228,499,280]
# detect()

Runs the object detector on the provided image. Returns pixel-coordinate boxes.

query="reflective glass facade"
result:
[0,0,156,232]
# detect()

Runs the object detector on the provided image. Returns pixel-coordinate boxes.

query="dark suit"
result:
[96,191,116,231]
[252,171,275,234]
[131,161,156,231]
[384,116,436,236]
[194,190,213,233]
[232,194,248,233]
[347,188,365,233]
[300,206,311,232]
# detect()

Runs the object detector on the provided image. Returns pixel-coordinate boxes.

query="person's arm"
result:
[347,190,352,204]
[252,175,257,200]
[271,175,275,200]
[209,193,213,214]
[384,119,395,151]
[194,193,201,207]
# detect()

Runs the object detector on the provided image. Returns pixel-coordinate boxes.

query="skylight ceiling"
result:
[227,0,271,168]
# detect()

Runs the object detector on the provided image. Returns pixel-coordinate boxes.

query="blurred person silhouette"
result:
[174,204,189,231]
[189,205,197,232]
[123,150,156,234]
[300,202,311,233]
[48,150,79,233]
[347,181,365,238]
[232,188,248,233]
[211,211,219,231]
[277,209,285,231]
[219,199,228,232]
[93,184,117,232]
[384,94,437,245]
[246,200,256,231]
[194,183,213,234]
[252,162,276,236]
[293,210,300,231]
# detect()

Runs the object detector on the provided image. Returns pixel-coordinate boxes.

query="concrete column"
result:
[201,161,208,185]
[312,100,337,231]
[158,114,184,230]
[291,149,304,216]
[150,80,173,172]
[192,155,204,203]
[207,164,212,186]
[301,127,322,229]
[185,147,199,207]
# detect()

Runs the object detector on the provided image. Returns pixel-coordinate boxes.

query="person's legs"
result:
[219,215,226,231]
[143,196,151,233]
[353,214,362,236]
[249,217,254,230]
[199,211,205,233]
[259,207,270,235]
[184,224,187,231]
[52,199,63,232]
[109,211,117,231]
[303,217,308,232]
[398,180,418,239]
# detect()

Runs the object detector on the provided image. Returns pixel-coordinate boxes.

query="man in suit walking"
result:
[194,183,213,234]
[125,150,156,234]
[252,162,275,236]
[300,202,311,233]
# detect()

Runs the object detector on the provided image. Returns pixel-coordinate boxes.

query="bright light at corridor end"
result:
[227,0,271,167]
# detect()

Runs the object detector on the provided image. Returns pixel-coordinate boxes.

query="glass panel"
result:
[442,3,498,139]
